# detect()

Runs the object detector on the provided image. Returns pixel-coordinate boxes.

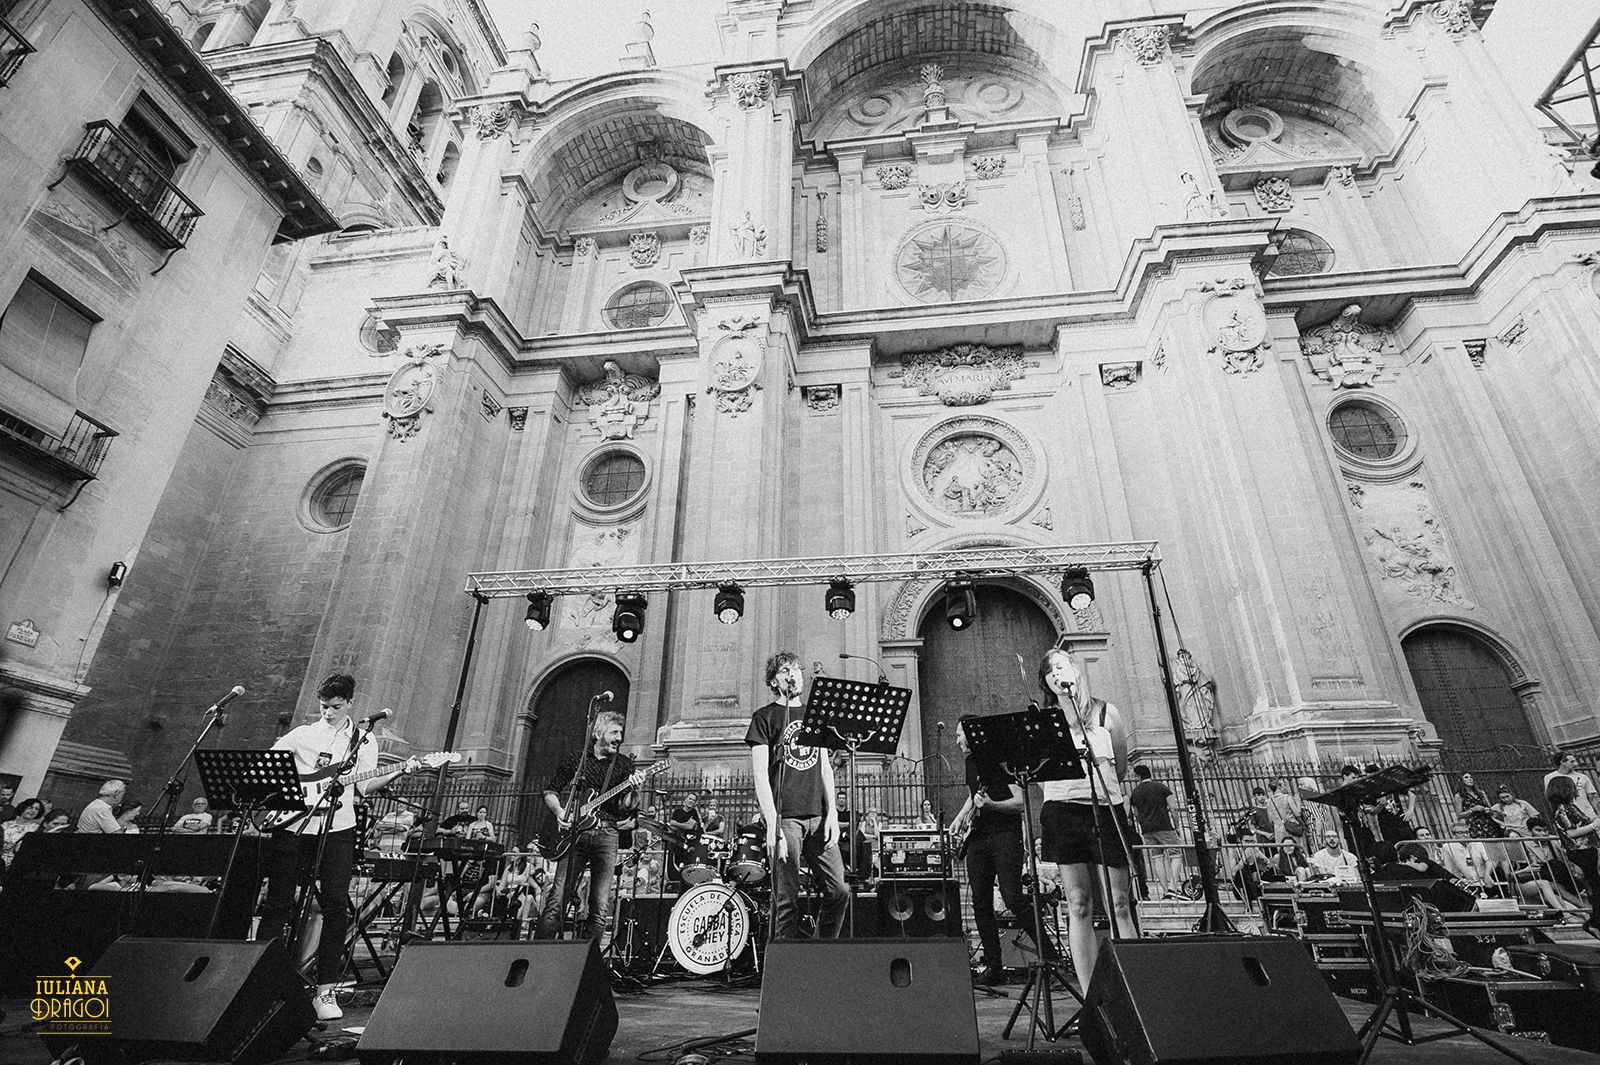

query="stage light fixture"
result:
[612,592,648,643]
[714,582,745,624]
[524,590,553,631]
[1061,567,1095,611]
[825,578,855,620]
[944,580,976,630]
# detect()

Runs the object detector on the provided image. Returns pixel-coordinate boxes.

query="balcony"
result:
[61,121,203,251]
[0,16,35,87]
[0,409,118,482]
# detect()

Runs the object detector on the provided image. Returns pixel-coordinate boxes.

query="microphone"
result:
[593,690,615,704]
[207,685,245,715]
[838,651,888,685]
[362,708,392,726]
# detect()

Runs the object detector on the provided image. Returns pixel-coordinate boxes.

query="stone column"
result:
[439,103,524,304]
[709,65,795,265]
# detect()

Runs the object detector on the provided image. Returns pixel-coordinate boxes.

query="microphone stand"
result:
[289,714,377,973]
[1062,682,1141,944]
[933,721,952,940]
[128,701,227,929]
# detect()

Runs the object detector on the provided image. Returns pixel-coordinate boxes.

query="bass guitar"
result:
[537,759,670,860]
[264,751,459,830]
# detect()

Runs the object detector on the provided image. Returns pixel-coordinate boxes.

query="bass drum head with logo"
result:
[668,882,750,974]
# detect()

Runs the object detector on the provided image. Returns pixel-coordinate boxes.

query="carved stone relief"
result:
[912,416,1037,518]
[1353,480,1473,608]
[1199,278,1272,375]
[1332,166,1355,188]
[1497,318,1528,346]
[728,212,767,258]
[972,156,1006,180]
[1069,195,1087,231]
[906,515,927,539]
[917,182,968,213]
[1253,176,1294,212]
[628,232,660,269]
[802,384,840,413]
[1030,506,1053,532]
[919,64,946,110]
[471,101,515,140]
[877,165,913,190]
[815,191,829,253]
[878,545,1067,641]
[1432,0,1476,36]
[1180,171,1228,220]
[895,222,1006,304]
[26,200,140,297]
[704,314,765,416]
[689,225,709,246]
[727,70,774,110]
[576,360,661,439]
[382,346,445,441]
[480,390,503,422]
[889,344,1029,405]
[508,407,529,431]
[1100,362,1140,390]
[1463,340,1487,369]
[557,524,638,645]
[427,234,464,289]
[574,236,595,258]
[1300,304,1390,389]
[1120,25,1170,65]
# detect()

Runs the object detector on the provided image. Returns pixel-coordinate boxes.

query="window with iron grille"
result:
[582,452,646,507]
[1267,229,1334,277]
[603,282,672,330]
[1328,400,1404,461]
[311,464,365,529]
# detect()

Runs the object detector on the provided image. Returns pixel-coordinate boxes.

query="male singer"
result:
[746,652,850,938]
[257,673,414,1021]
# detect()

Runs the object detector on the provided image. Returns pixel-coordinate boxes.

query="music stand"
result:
[195,750,306,939]
[1308,766,1534,1065]
[798,676,912,936]
[962,709,1084,1051]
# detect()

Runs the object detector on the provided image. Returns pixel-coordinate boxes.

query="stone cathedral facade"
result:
[5,0,1600,806]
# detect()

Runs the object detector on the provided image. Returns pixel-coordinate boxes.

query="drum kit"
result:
[627,817,772,976]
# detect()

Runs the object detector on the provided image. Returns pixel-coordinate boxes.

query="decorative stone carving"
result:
[877,165,913,190]
[427,234,464,289]
[815,191,828,253]
[382,346,444,441]
[1300,303,1389,389]
[480,390,503,421]
[727,70,773,110]
[1030,506,1053,531]
[1068,195,1086,231]
[906,515,927,538]
[1332,166,1355,188]
[471,101,514,140]
[1347,482,1365,507]
[577,359,661,439]
[920,63,946,110]
[1100,362,1140,390]
[559,525,637,641]
[1072,601,1106,632]
[621,160,679,204]
[1253,175,1293,212]
[688,225,709,246]
[889,344,1029,405]
[896,222,1006,303]
[1464,339,1487,369]
[972,156,1006,180]
[1180,171,1228,220]
[704,314,765,416]
[574,236,595,258]
[1152,344,1167,373]
[507,407,528,431]
[1120,25,1169,65]
[203,376,257,427]
[628,231,660,268]
[1432,0,1475,36]
[1173,648,1219,742]
[29,200,139,296]
[917,182,968,213]
[1200,277,1272,375]
[911,416,1038,519]
[803,384,840,413]
[1497,318,1528,346]
[1358,481,1473,607]
[729,212,767,258]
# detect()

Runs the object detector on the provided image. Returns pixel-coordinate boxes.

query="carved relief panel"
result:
[904,415,1044,528]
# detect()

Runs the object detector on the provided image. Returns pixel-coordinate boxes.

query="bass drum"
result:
[667,881,751,975]
[728,823,767,884]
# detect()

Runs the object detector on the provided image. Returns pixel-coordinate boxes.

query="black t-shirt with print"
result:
[745,701,829,819]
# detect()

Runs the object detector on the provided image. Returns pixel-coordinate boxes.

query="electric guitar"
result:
[263,751,459,829]
[536,759,670,860]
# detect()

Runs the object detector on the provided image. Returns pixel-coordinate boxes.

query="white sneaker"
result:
[314,984,342,1021]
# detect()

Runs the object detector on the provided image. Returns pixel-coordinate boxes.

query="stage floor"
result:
[5,973,1599,1065]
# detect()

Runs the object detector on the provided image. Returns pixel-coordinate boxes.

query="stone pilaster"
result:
[709,64,799,265]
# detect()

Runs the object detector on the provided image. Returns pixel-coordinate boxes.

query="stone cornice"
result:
[369,289,524,369]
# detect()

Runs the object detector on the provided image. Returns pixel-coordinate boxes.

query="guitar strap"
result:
[594,754,617,823]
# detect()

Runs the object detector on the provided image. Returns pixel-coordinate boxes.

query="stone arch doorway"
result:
[915,583,1058,815]
[520,658,631,838]
[1401,624,1536,755]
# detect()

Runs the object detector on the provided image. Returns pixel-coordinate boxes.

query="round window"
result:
[1268,230,1335,277]
[311,464,366,529]
[582,452,646,507]
[604,282,672,330]
[357,312,398,354]
[1328,401,1405,461]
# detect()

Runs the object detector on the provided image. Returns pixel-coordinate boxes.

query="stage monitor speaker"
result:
[356,940,616,1065]
[1079,936,1360,1065]
[36,937,315,1065]
[757,939,979,1065]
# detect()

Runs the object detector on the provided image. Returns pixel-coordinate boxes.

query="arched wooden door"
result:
[520,659,630,841]
[916,584,1058,815]
[1401,626,1535,754]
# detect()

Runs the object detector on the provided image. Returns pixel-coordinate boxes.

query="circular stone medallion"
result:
[895,221,1007,304]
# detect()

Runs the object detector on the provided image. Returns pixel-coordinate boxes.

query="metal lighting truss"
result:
[1538,15,1600,154]
[466,541,1162,598]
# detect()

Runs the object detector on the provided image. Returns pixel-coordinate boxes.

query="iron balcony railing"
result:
[0,16,35,87]
[0,408,117,480]
[63,120,203,250]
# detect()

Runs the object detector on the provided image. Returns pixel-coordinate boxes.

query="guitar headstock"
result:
[413,751,461,771]
[633,758,671,784]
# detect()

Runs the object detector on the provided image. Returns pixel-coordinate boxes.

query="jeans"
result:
[772,816,850,940]
[257,828,354,985]
[967,828,1050,965]
[539,826,619,941]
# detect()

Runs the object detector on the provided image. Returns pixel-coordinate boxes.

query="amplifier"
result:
[877,829,947,879]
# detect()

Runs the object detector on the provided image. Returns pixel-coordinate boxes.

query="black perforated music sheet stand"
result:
[195,750,306,938]
[799,676,912,935]
[962,710,1084,1051]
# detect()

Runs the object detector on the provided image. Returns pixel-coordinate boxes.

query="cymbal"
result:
[636,817,688,843]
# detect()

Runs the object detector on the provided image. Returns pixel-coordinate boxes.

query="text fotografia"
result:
[32,958,111,1034]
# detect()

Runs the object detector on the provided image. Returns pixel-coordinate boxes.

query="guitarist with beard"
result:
[950,717,1055,986]
[538,709,637,942]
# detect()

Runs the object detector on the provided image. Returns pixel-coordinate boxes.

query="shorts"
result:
[1142,828,1182,853]
[1040,801,1133,868]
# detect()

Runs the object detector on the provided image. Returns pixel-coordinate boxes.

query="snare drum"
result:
[729,823,768,884]
[680,835,731,885]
